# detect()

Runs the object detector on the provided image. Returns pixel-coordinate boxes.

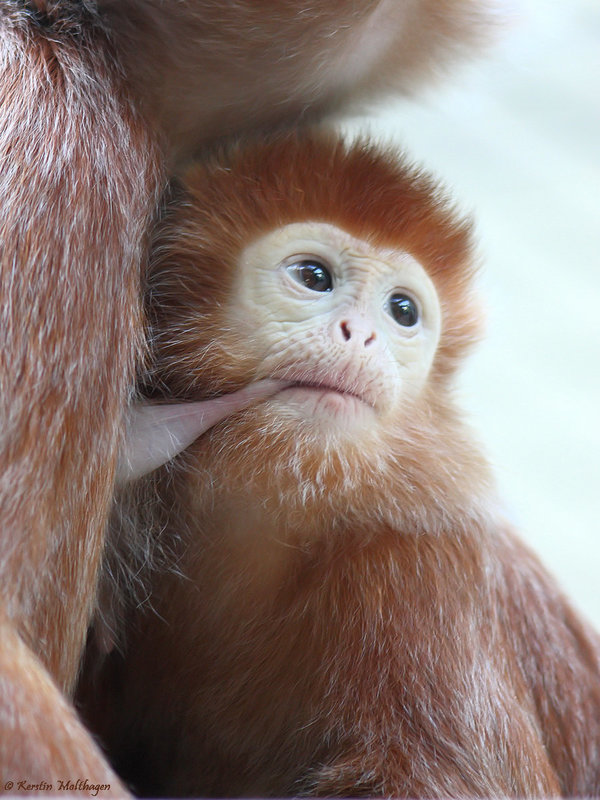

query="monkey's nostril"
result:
[339,320,376,346]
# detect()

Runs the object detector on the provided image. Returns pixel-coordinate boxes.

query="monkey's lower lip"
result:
[276,382,373,410]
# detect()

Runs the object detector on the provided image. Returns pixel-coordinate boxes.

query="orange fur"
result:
[0,0,498,782]
[0,614,120,791]
[0,3,160,784]
[100,0,498,161]
[79,133,600,797]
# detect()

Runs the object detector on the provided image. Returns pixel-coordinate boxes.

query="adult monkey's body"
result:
[0,0,494,783]
[99,1,493,162]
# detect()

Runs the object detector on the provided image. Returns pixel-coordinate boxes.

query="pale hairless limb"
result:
[118,380,289,482]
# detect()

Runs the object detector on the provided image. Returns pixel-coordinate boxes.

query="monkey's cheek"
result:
[269,385,377,430]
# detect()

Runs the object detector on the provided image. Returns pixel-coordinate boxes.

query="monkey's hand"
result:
[117,380,287,483]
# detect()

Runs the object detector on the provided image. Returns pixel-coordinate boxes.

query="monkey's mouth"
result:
[267,368,378,421]
[267,362,379,407]
[282,381,373,406]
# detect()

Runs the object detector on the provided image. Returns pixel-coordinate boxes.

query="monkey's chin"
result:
[269,384,376,430]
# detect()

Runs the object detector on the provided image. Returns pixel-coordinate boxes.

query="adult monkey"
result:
[0,0,494,785]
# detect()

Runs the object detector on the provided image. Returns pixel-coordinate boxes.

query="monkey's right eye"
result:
[389,293,419,327]
[286,260,333,292]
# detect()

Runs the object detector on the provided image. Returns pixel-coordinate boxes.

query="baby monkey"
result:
[79,132,600,798]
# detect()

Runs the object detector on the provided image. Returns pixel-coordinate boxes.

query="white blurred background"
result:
[344,1,600,624]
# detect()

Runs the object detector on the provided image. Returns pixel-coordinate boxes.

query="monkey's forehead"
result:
[252,221,405,259]
[241,221,427,279]
[179,131,475,265]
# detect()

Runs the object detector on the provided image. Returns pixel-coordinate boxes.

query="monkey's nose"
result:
[336,317,377,347]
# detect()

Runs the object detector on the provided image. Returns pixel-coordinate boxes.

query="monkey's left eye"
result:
[286,260,333,292]
[389,293,419,327]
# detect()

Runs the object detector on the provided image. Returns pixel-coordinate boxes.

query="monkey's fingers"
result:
[117,379,288,483]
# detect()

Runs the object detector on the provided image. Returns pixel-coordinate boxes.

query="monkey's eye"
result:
[389,293,419,327]
[286,260,333,292]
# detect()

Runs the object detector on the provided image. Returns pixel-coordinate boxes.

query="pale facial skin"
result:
[237,222,442,429]
[120,223,441,480]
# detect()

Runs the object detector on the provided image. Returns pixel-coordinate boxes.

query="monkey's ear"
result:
[117,380,287,482]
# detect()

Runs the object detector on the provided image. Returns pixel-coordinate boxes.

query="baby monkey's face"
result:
[235,222,442,434]
[130,137,477,489]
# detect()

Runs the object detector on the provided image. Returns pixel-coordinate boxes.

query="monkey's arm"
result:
[303,531,600,799]
[499,529,600,797]
[0,615,124,792]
